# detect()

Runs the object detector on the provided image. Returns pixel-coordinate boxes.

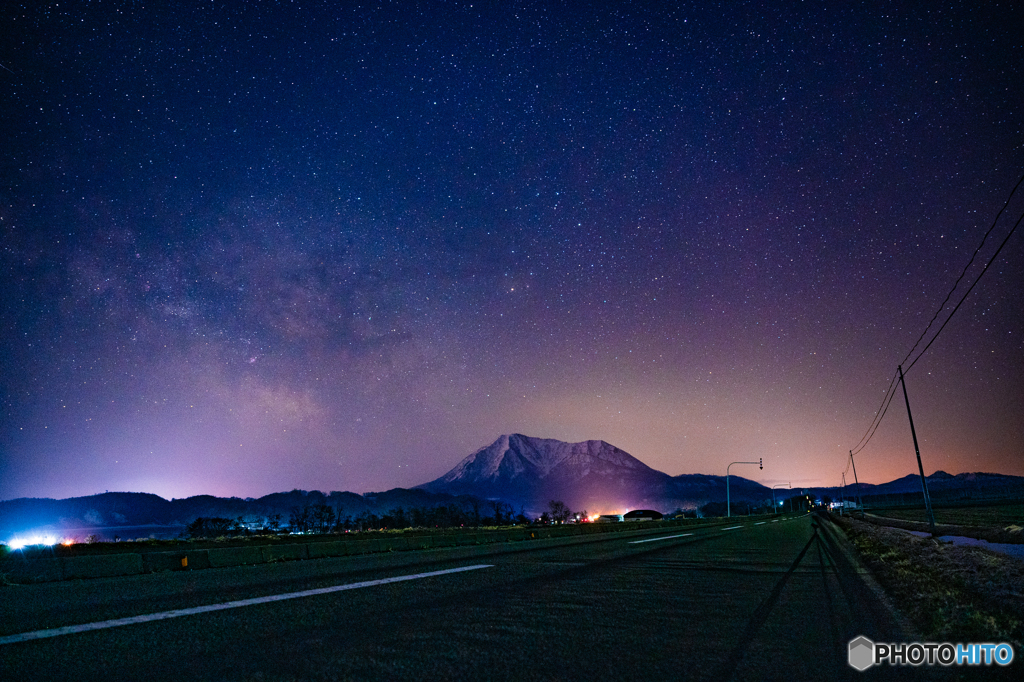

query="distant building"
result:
[623,509,663,521]
[595,514,623,523]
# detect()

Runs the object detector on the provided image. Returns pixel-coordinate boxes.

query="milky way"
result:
[2,2,1022,501]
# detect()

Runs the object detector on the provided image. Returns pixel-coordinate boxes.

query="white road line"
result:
[0,564,493,646]
[721,525,743,531]
[629,533,694,544]
[755,522,766,525]
[771,519,779,522]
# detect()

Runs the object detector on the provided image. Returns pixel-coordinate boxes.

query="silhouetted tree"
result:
[289,506,312,533]
[185,517,234,539]
[308,504,336,533]
[468,499,481,527]
[548,500,571,524]
[699,502,727,517]
[488,501,514,525]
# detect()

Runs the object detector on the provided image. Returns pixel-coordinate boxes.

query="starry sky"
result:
[2,1,1022,502]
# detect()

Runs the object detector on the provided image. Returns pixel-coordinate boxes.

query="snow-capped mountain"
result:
[416,434,768,513]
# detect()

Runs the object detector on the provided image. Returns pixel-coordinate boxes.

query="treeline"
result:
[184,499,587,538]
[286,502,527,533]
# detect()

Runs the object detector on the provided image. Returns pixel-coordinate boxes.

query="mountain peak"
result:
[442,434,655,482]
[418,434,684,511]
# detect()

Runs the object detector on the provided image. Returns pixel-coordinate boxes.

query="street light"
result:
[772,483,790,515]
[727,458,762,518]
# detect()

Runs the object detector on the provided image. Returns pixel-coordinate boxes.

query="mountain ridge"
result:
[4,434,1023,539]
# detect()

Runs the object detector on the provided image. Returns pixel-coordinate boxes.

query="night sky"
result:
[2,1,1022,502]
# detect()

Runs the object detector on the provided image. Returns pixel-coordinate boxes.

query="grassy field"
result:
[867,502,1024,528]
[833,513,1024,650]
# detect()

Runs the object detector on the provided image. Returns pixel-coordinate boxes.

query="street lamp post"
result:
[772,483,790,514]
[727,459,763,518]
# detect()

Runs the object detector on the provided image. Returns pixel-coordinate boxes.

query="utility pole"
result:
[840,473,846,515]
[898,364,937,533]
[727,458,762,518]
[849,450,863,510]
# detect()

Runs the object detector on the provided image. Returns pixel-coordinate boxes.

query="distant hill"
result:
[815,470,1024,505]
[0,488,476,540]
[416,433,769,513]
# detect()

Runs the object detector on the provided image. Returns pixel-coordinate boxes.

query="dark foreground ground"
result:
[0,513,972,681]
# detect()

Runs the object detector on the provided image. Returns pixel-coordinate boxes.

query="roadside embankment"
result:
[830,512,1024,648]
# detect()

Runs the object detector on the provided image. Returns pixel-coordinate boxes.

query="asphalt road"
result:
[1,514,921,681]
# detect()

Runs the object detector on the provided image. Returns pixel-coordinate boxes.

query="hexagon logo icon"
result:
[848,636,875,671]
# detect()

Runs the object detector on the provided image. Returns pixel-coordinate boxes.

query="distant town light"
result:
[7,534,59,550]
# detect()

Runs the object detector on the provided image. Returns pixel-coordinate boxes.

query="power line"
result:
[847,170,1024,461]
[850,378,899,457]
[849,369,899,456]
[900,172,1024,368]
[906,207,1024,372]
